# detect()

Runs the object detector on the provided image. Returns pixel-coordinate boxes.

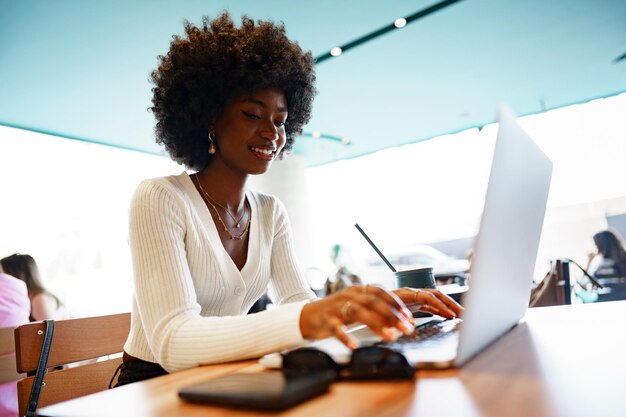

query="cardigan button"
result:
[234,287,245,296]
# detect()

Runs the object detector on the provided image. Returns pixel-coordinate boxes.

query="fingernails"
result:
[382,327,403,341]
[399,320,414,336]
[381,328,395,341]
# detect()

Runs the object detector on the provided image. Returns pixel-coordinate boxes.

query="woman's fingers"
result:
[394,288,463,319]
[352,285,414,321]
[338,287,414,340]
[351,294,413,332]
[328,315,358,349]
[417,292,456,319]
[416,289,463,319]
[344,303,410,342]
[433,291,464,316]
[300,285,418,349]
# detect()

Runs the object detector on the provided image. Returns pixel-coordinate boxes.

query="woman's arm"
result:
[267,197,316,305]
[128,181,311,372]
[30,292,58,321]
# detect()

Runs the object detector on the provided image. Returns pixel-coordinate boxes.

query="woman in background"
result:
[0,264,30,417]
[586,228,626,302]
[587,228,626,279]
[0,253,70,321]
[118,11,462,386]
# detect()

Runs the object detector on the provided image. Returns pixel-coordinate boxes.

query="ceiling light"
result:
[312,131,321,139]
[341,137,351,145]
[394,18,407,28]
[315,1,465,63]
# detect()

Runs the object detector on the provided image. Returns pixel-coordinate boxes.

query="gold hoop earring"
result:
[208,131,216,155]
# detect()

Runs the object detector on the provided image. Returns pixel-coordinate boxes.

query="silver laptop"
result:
[260,104,553,369]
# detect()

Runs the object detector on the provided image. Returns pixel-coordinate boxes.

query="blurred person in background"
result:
[586,228,626,302]
[587,228,626,280]
[0,264,30,417]
[0,254,71,321]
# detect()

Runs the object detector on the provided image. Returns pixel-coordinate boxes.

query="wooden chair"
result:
[15,313,130,416]
[529,259,573,307]
[0,326,24,384]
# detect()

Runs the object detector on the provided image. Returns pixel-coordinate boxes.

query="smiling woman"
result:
[118,10,462,387]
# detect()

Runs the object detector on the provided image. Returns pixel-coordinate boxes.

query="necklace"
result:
[193,175,251,240]
[195,177,246,228]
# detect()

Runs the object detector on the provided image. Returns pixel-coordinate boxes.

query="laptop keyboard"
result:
[377,318,462,349]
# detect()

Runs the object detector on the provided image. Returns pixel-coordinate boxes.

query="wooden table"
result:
[37,301,626,417]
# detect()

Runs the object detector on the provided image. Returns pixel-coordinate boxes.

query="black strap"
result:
[25,319,55,417]
[565,258,605,289]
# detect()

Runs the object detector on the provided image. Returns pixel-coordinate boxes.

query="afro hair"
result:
[150,11,317,171]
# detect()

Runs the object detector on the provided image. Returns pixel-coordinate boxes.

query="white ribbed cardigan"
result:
[123,172,316,372]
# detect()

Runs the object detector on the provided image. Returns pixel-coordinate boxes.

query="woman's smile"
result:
[249,145,277,161]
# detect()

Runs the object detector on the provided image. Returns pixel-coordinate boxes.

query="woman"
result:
[0,253,69,321]
[588,228,626,280]
[0,265,30,417]
[118,12,462,385]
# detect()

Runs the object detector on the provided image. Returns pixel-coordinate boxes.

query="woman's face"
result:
[211,88,288,176]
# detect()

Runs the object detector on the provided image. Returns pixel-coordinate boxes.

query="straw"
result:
[354,223,396,272]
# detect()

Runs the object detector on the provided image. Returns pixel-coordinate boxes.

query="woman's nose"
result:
[260,122,279,141]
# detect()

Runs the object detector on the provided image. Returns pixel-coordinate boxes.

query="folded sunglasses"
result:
[281,346,415,380]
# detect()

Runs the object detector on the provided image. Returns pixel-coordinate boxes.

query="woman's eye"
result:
[242,111,260,120]
[275,120,287,127]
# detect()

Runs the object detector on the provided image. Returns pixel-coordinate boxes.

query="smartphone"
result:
[178,370,335,411]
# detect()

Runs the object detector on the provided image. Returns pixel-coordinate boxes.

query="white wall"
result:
[0,125,180,316]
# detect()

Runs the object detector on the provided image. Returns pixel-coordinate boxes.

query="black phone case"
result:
[178,370,335,411]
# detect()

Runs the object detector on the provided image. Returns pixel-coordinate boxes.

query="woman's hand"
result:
[586,251,599,268]
[393,287,463,319]
[299,285,415,349]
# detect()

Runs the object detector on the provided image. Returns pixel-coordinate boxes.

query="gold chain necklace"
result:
[194,176,246,228]
[193,175,251,240]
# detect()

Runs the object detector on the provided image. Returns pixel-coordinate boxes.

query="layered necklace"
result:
[193,174,251,240]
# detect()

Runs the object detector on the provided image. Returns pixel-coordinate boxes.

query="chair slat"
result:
[0,353,24,383]
[17,358,123,416]
[0,326,16,354]
[0,326,24,384]
[15,313,130,416]
[15,313,130,373]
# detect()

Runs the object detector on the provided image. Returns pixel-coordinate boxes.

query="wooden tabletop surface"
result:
[37,301,626,417]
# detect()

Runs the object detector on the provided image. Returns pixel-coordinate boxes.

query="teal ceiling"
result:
[1,0,625,166]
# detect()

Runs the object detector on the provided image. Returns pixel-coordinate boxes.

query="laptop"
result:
[260,104,553,369]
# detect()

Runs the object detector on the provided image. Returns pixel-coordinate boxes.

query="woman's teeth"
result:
[250,147,275,157]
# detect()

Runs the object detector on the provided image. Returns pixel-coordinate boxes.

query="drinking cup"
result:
[395,267,436,290]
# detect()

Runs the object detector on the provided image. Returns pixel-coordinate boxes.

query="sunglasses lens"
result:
[283,348,340,374]
[349,347,414,380]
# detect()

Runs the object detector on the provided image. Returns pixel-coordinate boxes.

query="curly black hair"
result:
[150,11,317,171]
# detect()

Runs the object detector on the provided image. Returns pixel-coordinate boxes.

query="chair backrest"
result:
[0,326,24,384]
[529,259,572,307]
[14,312,130,416]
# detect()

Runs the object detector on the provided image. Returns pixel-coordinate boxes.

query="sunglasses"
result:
[282,346,415,380]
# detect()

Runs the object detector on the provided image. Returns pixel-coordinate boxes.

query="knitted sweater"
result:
[123,172,316,372]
